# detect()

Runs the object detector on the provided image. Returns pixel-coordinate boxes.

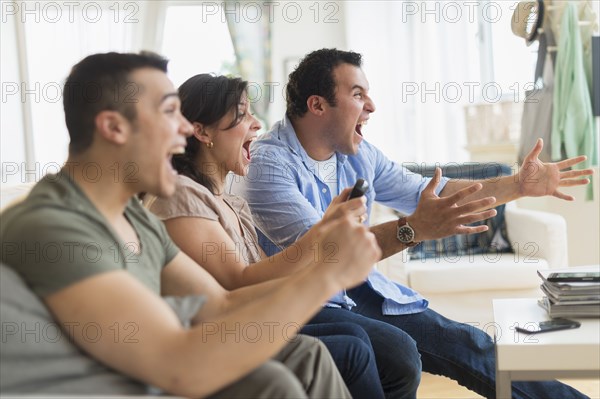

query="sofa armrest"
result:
[504,203,568,269]
[0,182,36,212]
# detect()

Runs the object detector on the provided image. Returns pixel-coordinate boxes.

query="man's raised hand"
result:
[407,167,498,242]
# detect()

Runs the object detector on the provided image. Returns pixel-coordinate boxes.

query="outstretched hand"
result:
[518,138,593,201]
[408,168,498,242]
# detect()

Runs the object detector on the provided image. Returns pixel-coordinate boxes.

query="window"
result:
[483,0,539,100]
[2,2,139,184]
[2,1,238,185]
[161,4,237,88]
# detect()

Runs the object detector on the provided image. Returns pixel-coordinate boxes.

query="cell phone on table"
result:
[547,272,600,283]
[515,318,581,334]
[348,179,369,200]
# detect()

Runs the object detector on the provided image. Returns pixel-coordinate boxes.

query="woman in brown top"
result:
[147,74,388,398]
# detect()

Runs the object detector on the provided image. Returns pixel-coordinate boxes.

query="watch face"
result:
[397,226,415,243]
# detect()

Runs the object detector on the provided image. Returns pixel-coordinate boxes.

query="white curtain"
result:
[3,1,152,182]
[1,12,27,186]
[224,1,272,127]
[344,1,480,164]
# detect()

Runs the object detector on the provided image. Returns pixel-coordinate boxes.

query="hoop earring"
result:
[206,141,214,149]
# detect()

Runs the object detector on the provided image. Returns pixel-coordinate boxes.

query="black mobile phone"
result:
[547,272,600,283]
[348,179,369,200]
[515,318,581,334]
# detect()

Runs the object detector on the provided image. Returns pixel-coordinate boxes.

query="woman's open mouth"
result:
[242,137,257,161]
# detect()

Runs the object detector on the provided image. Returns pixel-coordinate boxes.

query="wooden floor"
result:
[417,372,600,399]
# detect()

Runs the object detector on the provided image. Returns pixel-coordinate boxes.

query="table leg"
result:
[496,370,512,399]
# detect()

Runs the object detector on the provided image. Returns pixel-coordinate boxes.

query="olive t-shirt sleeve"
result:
[160,220,179,266]
[139,202,180,267]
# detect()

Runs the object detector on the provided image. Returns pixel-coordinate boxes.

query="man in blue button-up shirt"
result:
[231,49,592,399]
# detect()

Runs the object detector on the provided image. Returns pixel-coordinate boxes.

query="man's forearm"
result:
[162,269,339,397]
[440,175,520,207]
[196,261,336,321]
[178,265,340,396]
[238,245,313,287]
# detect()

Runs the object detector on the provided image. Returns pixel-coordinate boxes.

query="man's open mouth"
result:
[167,145,185,173]
[355,120,368,136]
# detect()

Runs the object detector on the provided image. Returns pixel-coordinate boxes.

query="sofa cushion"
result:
[0,264,146,395]
[404,255,547,293]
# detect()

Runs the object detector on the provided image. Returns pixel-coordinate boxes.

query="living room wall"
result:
[268,1,347,125]
[518,166,600,267]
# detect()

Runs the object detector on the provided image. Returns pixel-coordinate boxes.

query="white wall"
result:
[268,1,346,125]
[517,165,600,267]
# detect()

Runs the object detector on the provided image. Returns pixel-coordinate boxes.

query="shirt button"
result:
[322,188,327,193]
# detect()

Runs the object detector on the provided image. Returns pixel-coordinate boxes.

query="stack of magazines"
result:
[537,269,600,318]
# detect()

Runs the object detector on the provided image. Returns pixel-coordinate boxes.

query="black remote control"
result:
[348,179,369,200]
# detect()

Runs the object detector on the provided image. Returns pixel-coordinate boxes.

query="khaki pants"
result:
[208,334,351,399]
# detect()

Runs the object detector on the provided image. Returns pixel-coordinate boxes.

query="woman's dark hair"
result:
[173,74,247,194]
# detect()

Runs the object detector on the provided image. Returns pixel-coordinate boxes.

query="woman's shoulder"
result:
[223,192,248,210]
[177,174,211,193]
[224,193,255,222]
[148,174,220,220]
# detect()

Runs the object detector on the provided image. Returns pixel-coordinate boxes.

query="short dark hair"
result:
[286,48,362,120]
[173,74,248,194]
[63,51,169,155]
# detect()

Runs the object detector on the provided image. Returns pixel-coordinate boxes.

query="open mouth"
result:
[167,145,185,174]
[242,137,257,161]
[355,119,368,137]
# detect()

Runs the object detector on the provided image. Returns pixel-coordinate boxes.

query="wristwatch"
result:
[396,217,419,247]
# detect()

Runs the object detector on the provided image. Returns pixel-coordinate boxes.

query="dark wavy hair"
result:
[286,48,362,120]
[173,74,247,194]
[64,51,169,155]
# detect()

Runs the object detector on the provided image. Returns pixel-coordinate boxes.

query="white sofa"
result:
[0,181,36,210]
[374,201,568,328]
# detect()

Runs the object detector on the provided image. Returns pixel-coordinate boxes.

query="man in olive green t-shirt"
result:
[0,52,381,398]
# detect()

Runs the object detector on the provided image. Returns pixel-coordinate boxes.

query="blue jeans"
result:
[308,308,421,399]
[310,282,588,399]
[300,322,384,399]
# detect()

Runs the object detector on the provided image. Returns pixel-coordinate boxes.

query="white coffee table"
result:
[493,298,600,399]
